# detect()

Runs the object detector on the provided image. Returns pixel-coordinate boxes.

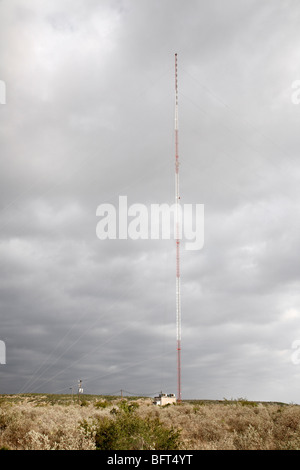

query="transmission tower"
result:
[175,53,181,402]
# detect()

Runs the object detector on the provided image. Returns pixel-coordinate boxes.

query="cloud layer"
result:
[1,0,300,403]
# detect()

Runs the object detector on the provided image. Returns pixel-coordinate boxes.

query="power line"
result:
[23,317,133,394]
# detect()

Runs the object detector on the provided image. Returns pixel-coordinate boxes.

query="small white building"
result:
[153,393,176,406]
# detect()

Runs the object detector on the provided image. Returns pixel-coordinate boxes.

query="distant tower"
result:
[174,53,181,402]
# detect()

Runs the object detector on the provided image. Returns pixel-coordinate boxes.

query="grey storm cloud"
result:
[1,0,300,402]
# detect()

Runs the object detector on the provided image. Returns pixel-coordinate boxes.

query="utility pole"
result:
[78,379,83,404]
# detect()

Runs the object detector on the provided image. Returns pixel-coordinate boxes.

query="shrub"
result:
[92,402,181,450]
[94,400,109,409]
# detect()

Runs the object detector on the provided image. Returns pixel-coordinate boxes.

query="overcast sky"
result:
[1,0,300,403]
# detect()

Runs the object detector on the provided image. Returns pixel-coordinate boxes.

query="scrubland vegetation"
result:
[0,394,300,450]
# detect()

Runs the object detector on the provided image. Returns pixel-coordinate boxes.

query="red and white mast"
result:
[175,53,181,402]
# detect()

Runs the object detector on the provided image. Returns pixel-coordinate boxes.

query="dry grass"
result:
[0,395,300,450]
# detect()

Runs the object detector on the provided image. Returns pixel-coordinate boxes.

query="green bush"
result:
[91,402,181,450]
[94,400,109,409]
[80,400,89,407]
